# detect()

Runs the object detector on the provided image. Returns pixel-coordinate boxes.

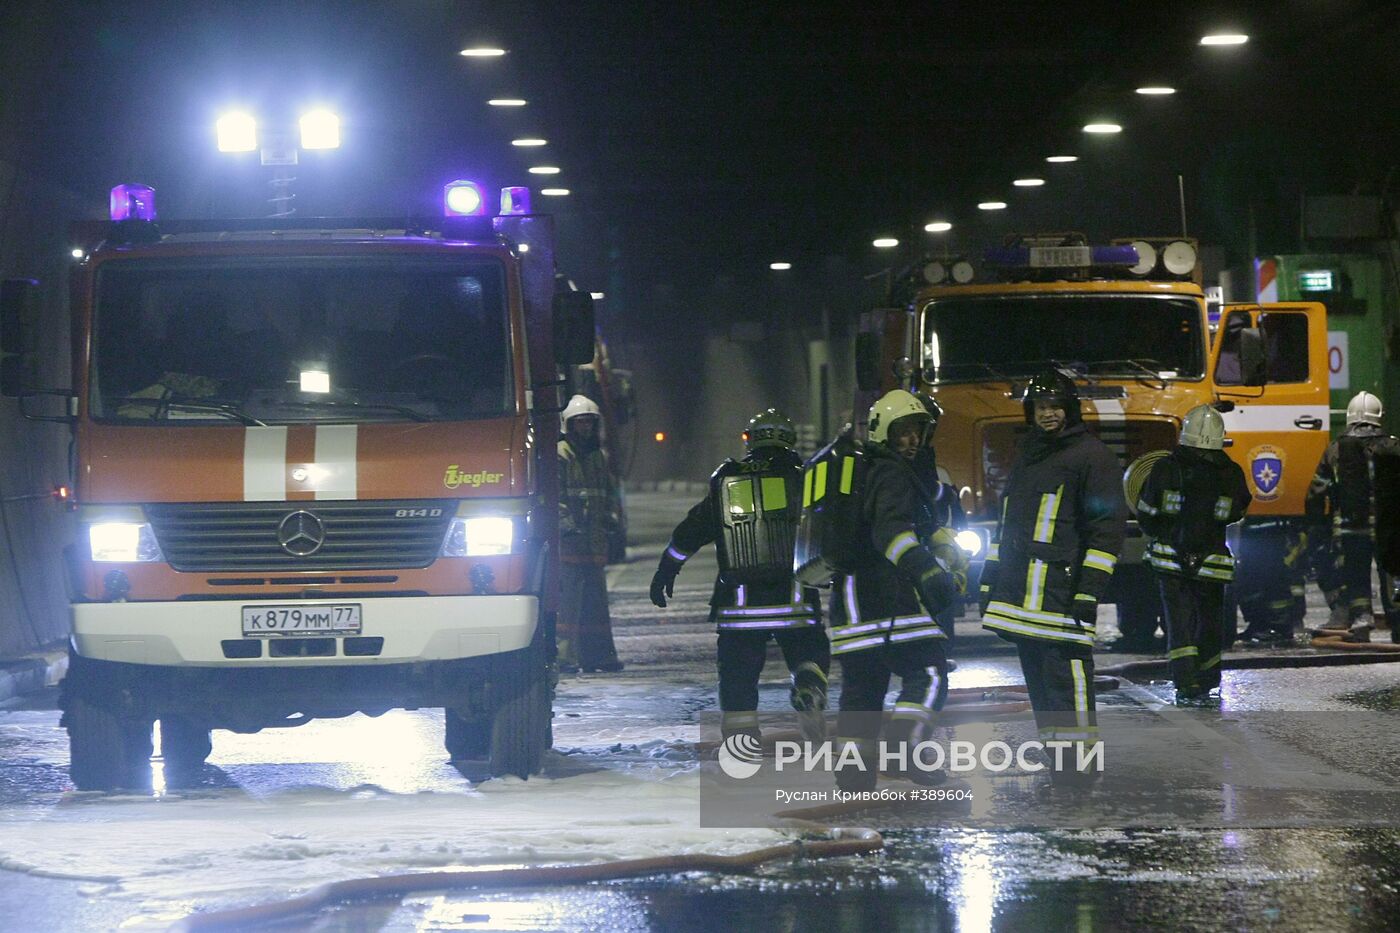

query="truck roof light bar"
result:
[442,180,487,217]
[983,244,1139,268]
[110,184,157,222]
[499,186,531,215]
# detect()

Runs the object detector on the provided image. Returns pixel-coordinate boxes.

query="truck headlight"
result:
[954,529,983,558]
[441,516,514,557]
[89,522,164,562]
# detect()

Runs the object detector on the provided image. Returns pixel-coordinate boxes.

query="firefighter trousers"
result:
[833,638,949,791]
[717,626,830,736]
[1335,533,1399,626]
[1014,638,1097,748]
[1157,574,1224,694]
[558,562,619,669]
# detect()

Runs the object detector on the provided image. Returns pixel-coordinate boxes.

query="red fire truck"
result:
[0,181,595,788]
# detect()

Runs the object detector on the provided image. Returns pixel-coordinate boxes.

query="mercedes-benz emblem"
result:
[277,510,326,557]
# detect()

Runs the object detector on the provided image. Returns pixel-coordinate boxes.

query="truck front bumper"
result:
[71,594,538,667]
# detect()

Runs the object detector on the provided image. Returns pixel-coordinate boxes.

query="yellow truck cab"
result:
[0,181,596,789]
[856,233,1329,635]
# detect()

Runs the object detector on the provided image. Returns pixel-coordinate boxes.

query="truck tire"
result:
[160,717,213,773]
[444,709,491,761]
[487,645,552,779]
[65,697,153,792]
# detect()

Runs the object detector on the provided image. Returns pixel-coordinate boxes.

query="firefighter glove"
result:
[917,567,956,618]
[1071,595,1098,626]
[649,570,675,608]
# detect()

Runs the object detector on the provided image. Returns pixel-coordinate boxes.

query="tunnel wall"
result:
[0,160,92,657]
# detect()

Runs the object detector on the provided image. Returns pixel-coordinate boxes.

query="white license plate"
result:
[1029,245,1091,268]
[241,604,362,637]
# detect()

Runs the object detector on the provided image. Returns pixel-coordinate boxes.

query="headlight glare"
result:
[954,529,984,557]
[89,522,164,562]
[441,516,514,557]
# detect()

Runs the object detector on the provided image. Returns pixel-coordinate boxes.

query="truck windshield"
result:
[921,294,1205,383]
[89,256,512,424]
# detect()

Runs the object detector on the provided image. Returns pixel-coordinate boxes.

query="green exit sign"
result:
[1299,270,1334,292]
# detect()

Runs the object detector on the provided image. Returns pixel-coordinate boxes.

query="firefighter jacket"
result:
[558,437,620,565]
[1137,446,1250,583]
[981,423,1127,647]
[657,448,821,631]
[1306,423,1400,535]
[828,443,950,656]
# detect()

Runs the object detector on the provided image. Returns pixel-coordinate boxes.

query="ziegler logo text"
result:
[444,465,505,489]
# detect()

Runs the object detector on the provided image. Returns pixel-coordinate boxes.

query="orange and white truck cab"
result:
[856,234,1329,633]
[0,181,596,789]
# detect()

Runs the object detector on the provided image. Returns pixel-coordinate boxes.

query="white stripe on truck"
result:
[313,425,359,500]
[243,427,288,501]
[1220,404,1328,433]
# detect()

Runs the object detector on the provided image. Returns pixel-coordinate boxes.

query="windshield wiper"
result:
[106,396,265,426]
[276,399,431,422]
[1087,359,1171,386]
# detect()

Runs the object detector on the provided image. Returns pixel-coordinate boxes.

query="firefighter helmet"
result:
[913,391,944,430]
[867,389,931,445]
[561,394,601,431]
[1021,370,1082,427]
[1179,404,1227,450]
[743,408,797,452]
[1346,391,1383,428]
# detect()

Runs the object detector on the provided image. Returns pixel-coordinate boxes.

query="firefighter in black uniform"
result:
[650,409,830,740]
[1136,405,1251,702]
[831,389,968,792]
[1305,391,1400,642]
[980,370,1126,786]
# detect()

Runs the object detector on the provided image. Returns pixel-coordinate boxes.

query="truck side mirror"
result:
[855,332,880,391]
[552,291,596,366]
[0,278,39,398]
[1239,326,1268,387]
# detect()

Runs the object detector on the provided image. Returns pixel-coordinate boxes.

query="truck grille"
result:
[145,500,456,572]
[978,418,1178,520]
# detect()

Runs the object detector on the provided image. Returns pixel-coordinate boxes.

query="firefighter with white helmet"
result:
[1136,404,1251,702]
[1305,391,1400,642]
[829,389,967,791]
[979,370,1126,786]
[651,408,829,742]
[558,394,624,672]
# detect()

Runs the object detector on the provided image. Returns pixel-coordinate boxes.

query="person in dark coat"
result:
[650,409,830,741]
[558,394,623,673]
[980,370,1126,787]
[831,390,968,792]
[1136,404,1251,701]
[1305,391,1400,642]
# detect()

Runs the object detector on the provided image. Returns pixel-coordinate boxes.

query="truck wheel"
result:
[65,697,153,792]
[160,717,213,773]
[444,709,491,761]
[487,646,552,779]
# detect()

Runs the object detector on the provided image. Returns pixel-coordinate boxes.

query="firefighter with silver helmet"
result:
[1136,404,1251,702]
[558,394,624,673]
[979,370,1126,786]
[830,389,968,792]
[1305,391,1400,642]
[650,409,830,741]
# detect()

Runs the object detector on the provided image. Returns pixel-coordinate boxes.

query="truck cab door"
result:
[1210,302,1329,516]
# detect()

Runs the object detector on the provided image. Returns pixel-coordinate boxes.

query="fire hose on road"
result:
[171,827,884,931]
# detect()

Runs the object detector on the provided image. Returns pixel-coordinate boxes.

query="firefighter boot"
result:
[789,662,828,743]
[880,717,946,787]
[834,737,878,794]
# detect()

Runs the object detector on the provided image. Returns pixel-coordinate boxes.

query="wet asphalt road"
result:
[4,490,1400,931]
